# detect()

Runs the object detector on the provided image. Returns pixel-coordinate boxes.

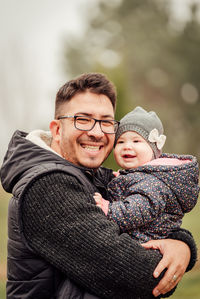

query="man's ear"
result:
[49,120,61,143]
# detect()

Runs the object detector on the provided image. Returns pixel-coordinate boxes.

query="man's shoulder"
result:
[30,162,96,192]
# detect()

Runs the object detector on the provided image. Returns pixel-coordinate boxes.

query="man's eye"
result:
[76,117,90,124]
[101,120,114,127]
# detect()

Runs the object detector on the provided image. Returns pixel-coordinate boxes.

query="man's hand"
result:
[141,239,191,297]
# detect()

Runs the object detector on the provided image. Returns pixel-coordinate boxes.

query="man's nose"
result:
[87,121,104,138]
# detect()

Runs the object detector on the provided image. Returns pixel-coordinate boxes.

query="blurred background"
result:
[0,0,200,298]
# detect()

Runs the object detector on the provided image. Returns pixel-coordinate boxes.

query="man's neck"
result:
[50,139,62,157]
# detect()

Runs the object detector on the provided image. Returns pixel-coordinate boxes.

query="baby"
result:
[94,106,199,243]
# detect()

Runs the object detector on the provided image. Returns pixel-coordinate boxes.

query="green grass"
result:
[171,271,200,298]
[0,188,9,299]
[0,187,199,298]
[172,198,200,298]
[0,283,6,299]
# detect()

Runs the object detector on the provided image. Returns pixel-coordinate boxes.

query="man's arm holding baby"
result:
[94,192,197,297]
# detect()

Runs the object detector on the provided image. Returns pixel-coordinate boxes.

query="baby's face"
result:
[114,131,153,169]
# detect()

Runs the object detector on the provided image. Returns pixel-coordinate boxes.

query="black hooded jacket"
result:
[1,130,111,299]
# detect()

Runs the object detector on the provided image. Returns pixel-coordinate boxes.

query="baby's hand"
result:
[93,192,109,216]
[93,192,103,206]
[113,170,120,177]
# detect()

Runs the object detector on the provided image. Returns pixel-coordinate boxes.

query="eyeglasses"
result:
[57,115,120,134]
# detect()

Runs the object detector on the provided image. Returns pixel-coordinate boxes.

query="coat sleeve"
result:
[21,171,167,299]
[107,173,169,232]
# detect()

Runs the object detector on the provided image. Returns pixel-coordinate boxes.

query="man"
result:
[1,73,197,299]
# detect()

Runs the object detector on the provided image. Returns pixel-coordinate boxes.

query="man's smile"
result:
[81,144,103,151]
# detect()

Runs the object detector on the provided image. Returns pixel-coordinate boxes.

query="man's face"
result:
[51,91,115,169]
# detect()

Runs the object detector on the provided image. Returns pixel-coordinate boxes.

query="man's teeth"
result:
[83,145,100,151]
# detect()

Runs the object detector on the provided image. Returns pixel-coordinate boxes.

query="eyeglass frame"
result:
[57,115,120,134]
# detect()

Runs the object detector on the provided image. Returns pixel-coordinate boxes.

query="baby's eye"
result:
[133,139,140,143]
[117,140,124,144]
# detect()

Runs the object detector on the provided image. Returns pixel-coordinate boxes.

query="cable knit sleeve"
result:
[21,171,167,299]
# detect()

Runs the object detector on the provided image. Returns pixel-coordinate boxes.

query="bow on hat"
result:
[148,128,166,150]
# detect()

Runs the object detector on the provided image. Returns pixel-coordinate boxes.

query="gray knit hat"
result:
[115,106,166,158]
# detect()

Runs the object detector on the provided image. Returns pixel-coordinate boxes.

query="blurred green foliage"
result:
[63,0,200,170]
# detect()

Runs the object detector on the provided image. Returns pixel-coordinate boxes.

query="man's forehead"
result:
[74,112,114,119]
[61,92,115,117]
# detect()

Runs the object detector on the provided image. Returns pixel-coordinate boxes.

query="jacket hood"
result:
[1,130,71,193]
[124,153,200,213]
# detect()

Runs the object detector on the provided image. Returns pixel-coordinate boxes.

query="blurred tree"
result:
[62,0,200,169]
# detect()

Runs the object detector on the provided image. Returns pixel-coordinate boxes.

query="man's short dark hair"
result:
[55,73,117,118]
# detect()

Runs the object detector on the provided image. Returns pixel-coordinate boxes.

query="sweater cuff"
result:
[169,228,197,271]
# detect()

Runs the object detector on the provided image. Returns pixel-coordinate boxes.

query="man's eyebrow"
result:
[75,112,115,119]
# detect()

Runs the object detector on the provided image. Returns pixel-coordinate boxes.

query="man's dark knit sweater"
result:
[0,130,197,299]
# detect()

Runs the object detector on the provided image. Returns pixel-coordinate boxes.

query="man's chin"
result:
[80,158,103,169]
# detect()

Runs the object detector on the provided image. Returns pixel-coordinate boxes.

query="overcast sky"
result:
[0,0,199,159]
[1,0,90,122]
[0,0,92,159]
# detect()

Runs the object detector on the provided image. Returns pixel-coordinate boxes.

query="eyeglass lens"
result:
[75,116,117,133]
